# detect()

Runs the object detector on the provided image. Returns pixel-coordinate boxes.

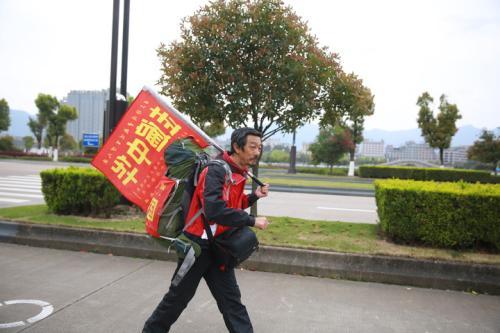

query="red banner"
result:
[91,88,209,212]
[144,176,177,237]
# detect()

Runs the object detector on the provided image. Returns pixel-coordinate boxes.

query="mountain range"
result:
[4,109,32,137]
[260,123,488,149]
[4,109,491,148]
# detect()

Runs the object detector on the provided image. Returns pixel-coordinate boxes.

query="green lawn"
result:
[0,205,498,265]
[258,177,374,190]
[0,205,144,233]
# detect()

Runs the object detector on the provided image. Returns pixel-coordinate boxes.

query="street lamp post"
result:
[104,0,130,143]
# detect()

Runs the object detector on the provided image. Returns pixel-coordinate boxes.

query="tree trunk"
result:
[288,131,297,174]
[439,148,444,167]
[250,161,259,216]
[348,148,355,176]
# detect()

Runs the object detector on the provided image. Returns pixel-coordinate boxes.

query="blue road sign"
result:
[82,133,100,148]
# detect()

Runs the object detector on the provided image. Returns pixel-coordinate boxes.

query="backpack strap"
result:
[183,208,203,231]
[207,159,233,186]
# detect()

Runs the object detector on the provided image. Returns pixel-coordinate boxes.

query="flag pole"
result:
[144,86,264,186]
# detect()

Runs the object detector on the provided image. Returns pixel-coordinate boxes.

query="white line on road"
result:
[3,177,41,183]
[0,182,41,189]
[0,191,43,198]
[317,206,376,213]
[0,198,30,203]
[0,186,41,193]
[0,177,42,184]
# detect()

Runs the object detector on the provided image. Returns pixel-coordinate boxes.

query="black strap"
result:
[199,197,215,244]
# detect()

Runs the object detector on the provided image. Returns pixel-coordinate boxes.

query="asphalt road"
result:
[1,243,499,333]
[0,160,377,223]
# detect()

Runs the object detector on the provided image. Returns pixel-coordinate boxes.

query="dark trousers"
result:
[143,248,253,333]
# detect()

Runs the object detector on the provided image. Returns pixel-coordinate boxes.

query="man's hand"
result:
[255,183,269,198]
[254,216,270,230]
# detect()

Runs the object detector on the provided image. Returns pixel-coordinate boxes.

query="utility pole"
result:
[104,0,131,143]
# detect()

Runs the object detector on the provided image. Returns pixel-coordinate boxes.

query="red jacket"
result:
[184,151,258,239]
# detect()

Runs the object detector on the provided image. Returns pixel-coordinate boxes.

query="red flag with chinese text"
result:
[91,88,209,219]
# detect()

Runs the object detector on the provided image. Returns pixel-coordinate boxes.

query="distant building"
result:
[443,146,469,166]
[63,90,108,142]
[385,141,437,162]
[357,139,385,158]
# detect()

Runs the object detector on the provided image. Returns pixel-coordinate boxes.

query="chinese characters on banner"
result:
[91,88,209,213]
[144,177,176,238]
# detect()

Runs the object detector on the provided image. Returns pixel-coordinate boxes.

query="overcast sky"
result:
[0,0,499,130]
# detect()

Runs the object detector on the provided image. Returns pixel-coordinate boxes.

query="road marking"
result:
[0,299,54,329]
[0,177,41,182]
[0,198,29,203]
[3,177,41,183]
[0,184,41,190]
[0,191,43,199]
[0,186,41,193]
[317,206,376,213]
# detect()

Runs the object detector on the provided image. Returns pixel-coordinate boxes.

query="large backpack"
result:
[146,137,231,245]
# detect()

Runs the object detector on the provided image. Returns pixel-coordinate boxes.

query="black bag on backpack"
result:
[201,213,259,270]
[212,226,259,270]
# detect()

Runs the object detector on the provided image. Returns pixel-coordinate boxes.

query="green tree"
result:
[417,92,461,166]
[158,0,330,139]
[0,135,16,151]
[60,133,78,152]
[267,149,289,163]
[201,120,226,137]
[309,126,353,174]
[467,129,500,175]
[28,117,44,149]
[30,94,59,149]
[158,0,335,213]
[47,104,78,149]
[22,136,35,151]
[0,98,10,133]
[321,72,374,176]
[33,94,77,159]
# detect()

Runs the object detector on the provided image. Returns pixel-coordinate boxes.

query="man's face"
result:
[235,135,262,167]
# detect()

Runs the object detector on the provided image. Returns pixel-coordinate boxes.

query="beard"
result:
[248,156,259,167]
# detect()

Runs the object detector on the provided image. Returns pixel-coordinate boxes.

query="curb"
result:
[1,220,499,295]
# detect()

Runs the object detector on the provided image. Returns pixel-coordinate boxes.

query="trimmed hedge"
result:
[359,165,499,184]
[296,166,349,176]
[41,167,120,217]
[0,151,52,161]
[59,156,93,163]
[375,179,500,250]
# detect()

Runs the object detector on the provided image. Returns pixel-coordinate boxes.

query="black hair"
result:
[229,127,262,155]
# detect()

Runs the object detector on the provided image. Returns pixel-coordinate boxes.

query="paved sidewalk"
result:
[1,243,499,333]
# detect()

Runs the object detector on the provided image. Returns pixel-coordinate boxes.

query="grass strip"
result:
[0,205,498,265]
[258,177,374,190]
[0,205,144,233]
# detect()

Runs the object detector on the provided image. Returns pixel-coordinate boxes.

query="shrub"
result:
[0,136,18,151]
[41,167,120,217]
[375,179,500,250]
[296,166,349,176]
[59,156,93,163]
[359,165,498,184]
[0,151,51,161]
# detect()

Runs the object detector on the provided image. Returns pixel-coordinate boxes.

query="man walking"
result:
[143,127,270,333]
